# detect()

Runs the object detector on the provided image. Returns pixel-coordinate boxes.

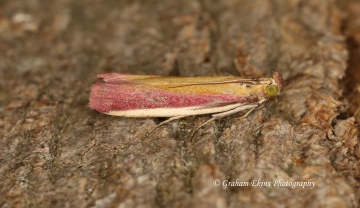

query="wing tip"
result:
[89,83,108,113]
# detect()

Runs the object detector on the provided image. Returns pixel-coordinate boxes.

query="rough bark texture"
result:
[1,0,360,207]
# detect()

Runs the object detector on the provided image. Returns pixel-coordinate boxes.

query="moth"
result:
[89,71,284,136]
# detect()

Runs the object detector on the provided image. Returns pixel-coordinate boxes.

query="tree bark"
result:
[1,0,359,207]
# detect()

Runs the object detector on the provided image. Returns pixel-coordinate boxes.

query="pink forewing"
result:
[90,83,255,113]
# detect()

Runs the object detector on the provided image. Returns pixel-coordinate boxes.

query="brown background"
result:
[1,0,360,207]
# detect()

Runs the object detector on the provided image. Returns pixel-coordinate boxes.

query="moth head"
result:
[266,71,284,97]
[272,71,284,93]
[266,85,279,97]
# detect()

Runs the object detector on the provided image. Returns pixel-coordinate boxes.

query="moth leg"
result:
[235,105,258,121]
[148,115,187,133]
[133,116,187,142]
[235,99,268,120]
[190,103,259,138]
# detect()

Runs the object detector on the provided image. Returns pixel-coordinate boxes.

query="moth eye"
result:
[266,85,278,97]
